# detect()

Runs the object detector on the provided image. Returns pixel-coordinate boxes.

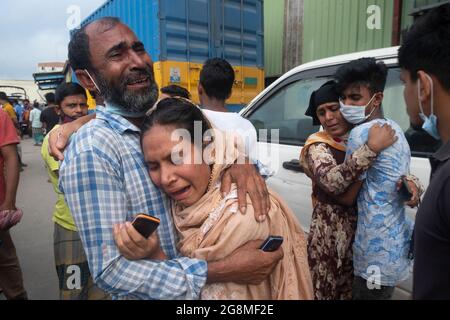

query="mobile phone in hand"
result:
[260,236,283,252]
[131,214,160,238]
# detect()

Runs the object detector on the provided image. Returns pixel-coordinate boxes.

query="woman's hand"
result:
[367,123,398,154]
[113,222,166,260]
[396,175,424,208]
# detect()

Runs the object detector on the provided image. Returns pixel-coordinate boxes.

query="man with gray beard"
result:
[58,18,281,300]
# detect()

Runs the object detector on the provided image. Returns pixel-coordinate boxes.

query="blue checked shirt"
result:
[59,107,207,300]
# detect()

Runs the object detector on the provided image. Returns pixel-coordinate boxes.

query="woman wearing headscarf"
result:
[299,81,398,300]
[115,98,314,300]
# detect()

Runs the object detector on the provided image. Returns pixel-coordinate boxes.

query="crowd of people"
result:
[0,3,449,301]
[0,92,61,147]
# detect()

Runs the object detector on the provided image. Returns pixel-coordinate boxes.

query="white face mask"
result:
[418,73,440,140]
[339,94,377,125]
[84,69,102,94]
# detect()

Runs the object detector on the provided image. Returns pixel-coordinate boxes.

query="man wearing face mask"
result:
[399,3,450,300]
[335,58,414,300]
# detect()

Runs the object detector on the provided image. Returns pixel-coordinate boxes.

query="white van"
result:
[241,46,440,299]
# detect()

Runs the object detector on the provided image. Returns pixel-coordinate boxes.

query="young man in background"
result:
[398,3,450,300]
[41,82,109,300]
[198,58,258,163]
[335,58,414,300]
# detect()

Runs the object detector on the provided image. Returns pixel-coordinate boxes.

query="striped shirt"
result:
[59,106,207,300]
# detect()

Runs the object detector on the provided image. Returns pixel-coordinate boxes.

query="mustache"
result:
[121,66,154,87]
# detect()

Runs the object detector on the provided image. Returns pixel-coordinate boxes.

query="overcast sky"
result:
[0,0,105,80]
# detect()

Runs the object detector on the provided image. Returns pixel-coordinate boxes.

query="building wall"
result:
[38,66,64,73]
[0,80,45,103]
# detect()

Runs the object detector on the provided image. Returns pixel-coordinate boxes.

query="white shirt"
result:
[202,109,257,160]
[29,108,42,128]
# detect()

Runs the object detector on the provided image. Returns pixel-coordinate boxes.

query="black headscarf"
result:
[305,80,339,125]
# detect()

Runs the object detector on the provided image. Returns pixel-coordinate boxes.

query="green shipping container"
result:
[263,0,447,78]
[264,0,285,78]
[302,0,393,63]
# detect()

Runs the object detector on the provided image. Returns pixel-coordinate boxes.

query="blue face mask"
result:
[339,94,377,125]
[418,74,440,140]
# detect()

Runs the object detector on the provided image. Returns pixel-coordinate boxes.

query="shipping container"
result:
[75,0,264,111]
[302,0,393,63]
[263,0,284,79]
[263,0,302,83]
[263,0,447,77]
[264,0,392,78]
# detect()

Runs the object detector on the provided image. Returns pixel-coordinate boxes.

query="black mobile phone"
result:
[260,236,283,252]
[131,214,160,238]
[400,176,413,200]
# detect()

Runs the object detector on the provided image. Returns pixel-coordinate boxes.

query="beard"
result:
[93,64,159,114]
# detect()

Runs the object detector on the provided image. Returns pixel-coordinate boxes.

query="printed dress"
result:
[302,141,377,300]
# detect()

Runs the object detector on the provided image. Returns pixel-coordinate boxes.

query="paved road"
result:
[2,137,59,300]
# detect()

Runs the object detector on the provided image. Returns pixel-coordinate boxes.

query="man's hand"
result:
[220,163,270,222]
[48,123,73,161]
[48,113,95,161]
[207,240,283,285]
[113,222,166,260]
